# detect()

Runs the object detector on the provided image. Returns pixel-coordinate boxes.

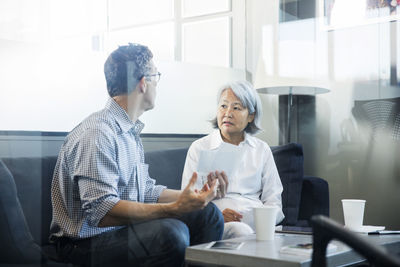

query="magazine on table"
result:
[206,241,245,250]
[280,242,337,256]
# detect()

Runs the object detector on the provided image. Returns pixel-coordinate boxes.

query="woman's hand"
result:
[222,208,243,222]
[207,171,228,199]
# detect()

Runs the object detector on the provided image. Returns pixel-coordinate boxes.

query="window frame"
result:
[103,0,245,69]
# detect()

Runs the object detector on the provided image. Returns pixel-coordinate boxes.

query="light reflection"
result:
[330,0,367,28]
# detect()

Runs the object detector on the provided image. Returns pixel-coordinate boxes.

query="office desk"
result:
[185,233,400,267]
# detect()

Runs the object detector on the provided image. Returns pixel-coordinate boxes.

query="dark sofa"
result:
[0,143,329,266]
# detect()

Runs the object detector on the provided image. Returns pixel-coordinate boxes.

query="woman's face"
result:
[217,88,254,139]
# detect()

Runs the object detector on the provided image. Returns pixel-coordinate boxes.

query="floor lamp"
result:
[257,86,330,144]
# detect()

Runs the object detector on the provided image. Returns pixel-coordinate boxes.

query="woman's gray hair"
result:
[211,80,263,135]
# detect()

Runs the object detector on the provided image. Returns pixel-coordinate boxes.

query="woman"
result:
[181,80,284,239]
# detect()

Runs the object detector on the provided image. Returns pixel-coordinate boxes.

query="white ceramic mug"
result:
[253,206,278,241]
[341,199,366,229]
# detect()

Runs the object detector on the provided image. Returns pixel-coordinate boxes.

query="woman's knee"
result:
[223,222,254,239]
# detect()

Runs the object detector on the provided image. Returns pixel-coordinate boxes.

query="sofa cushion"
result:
[0,160,42,263]
[146,148,188,190]
[1,157,58,246]
[298,176,329,222]
[271,143,304,226]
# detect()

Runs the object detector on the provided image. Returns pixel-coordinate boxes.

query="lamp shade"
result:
[257,85,330,95]
[254,76,330,96]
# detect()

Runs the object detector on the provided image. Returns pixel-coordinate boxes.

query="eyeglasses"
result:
[145,72,161,82]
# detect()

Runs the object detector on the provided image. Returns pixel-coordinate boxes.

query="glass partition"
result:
[250,0,400,230]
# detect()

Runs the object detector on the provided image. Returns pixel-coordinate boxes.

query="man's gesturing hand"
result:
[174,172,217,214]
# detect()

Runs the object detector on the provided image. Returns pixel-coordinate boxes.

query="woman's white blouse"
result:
[181,130,284,227]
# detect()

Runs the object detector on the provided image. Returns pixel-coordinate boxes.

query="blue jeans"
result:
[55,202,224,267]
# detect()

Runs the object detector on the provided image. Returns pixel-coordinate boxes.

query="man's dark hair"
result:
[104,43,153,97]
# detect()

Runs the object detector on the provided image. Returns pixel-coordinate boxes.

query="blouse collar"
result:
[209,129,256,149]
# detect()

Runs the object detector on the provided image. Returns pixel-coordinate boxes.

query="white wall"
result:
[246,0,280,145]
[141,61,245,134]
[0,39,245,133]
[0,39,108,132]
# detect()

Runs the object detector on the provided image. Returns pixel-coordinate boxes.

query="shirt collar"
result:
[243,132,257,148]
[209,129,257,149]
[209,129,224,149]
[105,98,144,134]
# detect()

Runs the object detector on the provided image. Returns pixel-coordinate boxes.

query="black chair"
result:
[311,215,400,267]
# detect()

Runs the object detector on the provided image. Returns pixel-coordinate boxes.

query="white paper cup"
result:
[253,206,278,241]
[341,199,366,229]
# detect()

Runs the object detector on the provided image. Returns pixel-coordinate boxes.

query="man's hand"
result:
[222,208,243,223]
[207,171,228,199]
[99,173,217,227]
[173,172,217,214]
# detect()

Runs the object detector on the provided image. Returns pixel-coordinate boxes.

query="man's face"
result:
[143,60,158,111]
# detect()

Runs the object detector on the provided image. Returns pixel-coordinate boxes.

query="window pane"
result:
[182,0,230,18]
[108,0,174,29]
[0,0,41,42]
[107,22,175,61]
[88,0,108,33]
[49,0,91,38]
[182,17,230,67]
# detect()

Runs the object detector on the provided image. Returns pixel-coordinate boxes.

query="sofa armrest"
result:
[297,176,329,226]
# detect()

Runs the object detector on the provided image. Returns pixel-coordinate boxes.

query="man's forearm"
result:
[99,176,216,227]
[157,188,181,203]
[98,199,179,227]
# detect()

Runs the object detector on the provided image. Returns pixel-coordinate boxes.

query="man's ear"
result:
[138,77,147,93]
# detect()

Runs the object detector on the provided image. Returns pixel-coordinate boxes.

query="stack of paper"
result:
[279,243,337,256]
[197,142,244,178]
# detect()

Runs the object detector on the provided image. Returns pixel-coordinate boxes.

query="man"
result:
[50,43,226,267]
